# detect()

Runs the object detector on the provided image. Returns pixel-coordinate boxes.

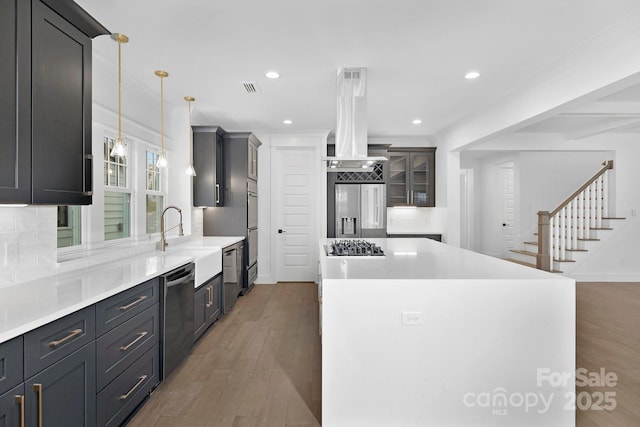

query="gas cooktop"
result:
[325,240,385,257]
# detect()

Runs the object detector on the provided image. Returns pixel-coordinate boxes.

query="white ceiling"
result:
[75,0,640,137]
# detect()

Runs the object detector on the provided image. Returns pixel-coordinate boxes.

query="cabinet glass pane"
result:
[104,191,131,240]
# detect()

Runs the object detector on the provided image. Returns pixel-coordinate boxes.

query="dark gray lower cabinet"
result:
[25,342,96,427]
[0,383,24,426]
[194,274,222,341]
[0,336,23,396]
[97,343,160,427]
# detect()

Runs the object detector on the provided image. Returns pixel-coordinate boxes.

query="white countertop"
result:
[320,238,560,280]
[0,235,245,344]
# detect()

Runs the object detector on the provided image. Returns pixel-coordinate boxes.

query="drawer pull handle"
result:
[120,375,148,400]
[119,295,148,311]
[33,384,43,427]
[48,328,82,348]
[120,331,148,351]
[15,395,25,427]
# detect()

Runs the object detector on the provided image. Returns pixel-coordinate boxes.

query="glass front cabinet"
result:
[386,148,436,207]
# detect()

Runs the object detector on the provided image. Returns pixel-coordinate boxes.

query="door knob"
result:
[502,223,507,227]
[278,229,286,234]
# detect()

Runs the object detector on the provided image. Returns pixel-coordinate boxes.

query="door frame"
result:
[268,135,325,283]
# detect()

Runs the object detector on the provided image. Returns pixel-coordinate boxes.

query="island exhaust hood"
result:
[323,67,387,172]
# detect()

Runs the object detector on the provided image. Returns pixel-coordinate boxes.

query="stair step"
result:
[504,258,536,268]
[603,217,626,220]
[554,258,576,263]
[565,248,588,252]
[534,233,601,241]
[510,249,537,257]
[504,258,563,273]
[524,241,538,246]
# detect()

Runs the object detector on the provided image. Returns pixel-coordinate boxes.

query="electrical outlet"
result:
[402,311,423,326]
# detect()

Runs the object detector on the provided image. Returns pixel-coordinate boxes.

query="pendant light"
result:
[155,70,169,168]
[110,33,129,158]
[184,96,196,176]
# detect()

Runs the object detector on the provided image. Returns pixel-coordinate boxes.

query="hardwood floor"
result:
[127,281,639,426]
[576,282,640,426]
[128,282,321,427]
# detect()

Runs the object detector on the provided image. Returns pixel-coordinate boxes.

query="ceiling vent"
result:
[241,81,260,94]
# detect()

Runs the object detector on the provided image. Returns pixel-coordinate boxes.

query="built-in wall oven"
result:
[246,180,258,294]
[160,263,195,380]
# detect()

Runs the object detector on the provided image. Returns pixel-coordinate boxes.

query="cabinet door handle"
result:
[216,183,220,204]
[83,154,93,196]
[14,395,25,427]
[120,331,148,351]
[33,384,43,427]
[119,295,147,311]
[120,375,148,401]
[411,190,414,205]
[48,328,82,348]
[206,285,213,307]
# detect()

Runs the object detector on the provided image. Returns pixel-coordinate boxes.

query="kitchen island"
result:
[319,238,575,427]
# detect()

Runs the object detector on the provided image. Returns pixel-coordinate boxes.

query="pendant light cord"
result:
[188,99,193,164]
[160,76,165,157]
[118,39,122,141]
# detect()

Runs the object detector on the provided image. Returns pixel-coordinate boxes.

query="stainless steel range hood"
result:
[323,68,387,172]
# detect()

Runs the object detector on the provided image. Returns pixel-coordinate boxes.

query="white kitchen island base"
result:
[320,238,575,427]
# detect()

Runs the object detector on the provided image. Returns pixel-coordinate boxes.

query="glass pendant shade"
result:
[184,164,196,176]
[156,154,168,168]
[110,137,126,157]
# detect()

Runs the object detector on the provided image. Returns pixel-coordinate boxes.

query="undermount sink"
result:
[163,246,222,287]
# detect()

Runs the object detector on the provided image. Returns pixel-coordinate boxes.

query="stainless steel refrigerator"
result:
[335,184,386,238]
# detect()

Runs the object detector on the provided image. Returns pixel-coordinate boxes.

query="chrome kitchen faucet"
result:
[160,205,184,251]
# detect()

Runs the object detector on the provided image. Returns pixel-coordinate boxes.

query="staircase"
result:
[507,160,625,273]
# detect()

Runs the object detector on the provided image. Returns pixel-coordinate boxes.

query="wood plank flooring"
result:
[127,281,640,426]
[128,283,321,427]
[576,282,640,426]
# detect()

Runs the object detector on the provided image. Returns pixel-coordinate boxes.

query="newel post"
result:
[537,211,551,271]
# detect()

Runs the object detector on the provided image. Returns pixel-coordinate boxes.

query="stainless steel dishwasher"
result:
[222,246,241,313]
[160,263,195,380]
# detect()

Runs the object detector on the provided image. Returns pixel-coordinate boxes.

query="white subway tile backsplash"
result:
[0,219,15,233]
[0,207,57,280]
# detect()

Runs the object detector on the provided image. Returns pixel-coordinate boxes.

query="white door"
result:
[273,147,318,282]
[498,162,516,257]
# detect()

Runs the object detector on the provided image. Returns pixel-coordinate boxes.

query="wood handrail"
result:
[549,160,613,217]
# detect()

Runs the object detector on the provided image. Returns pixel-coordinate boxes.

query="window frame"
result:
[144,147,166,236]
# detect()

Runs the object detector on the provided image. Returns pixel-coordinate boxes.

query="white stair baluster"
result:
[569,201,578,249]
[596,176,603,228]
[560,207,566,260]
[551,215,558,261]
[590,182,597,230]
[578,191,584,240]
[603,170,609,218]
[548,216,554,269]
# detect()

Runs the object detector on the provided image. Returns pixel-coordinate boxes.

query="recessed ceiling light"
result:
[283,119,292,125]
[265,71,280,79]
[465,71,480,80]
[412,119,422,125]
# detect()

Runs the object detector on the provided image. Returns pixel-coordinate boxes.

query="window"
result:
[57,206,81,248]
[145,150,164,234]
[104,191,131,240]
[104,136,131,241]
[104,136,127,188]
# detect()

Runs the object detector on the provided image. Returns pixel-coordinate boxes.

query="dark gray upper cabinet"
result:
[386,148,436,207]
[0,0,108,205]
[192,126,226,207]
[0,0,31,203]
